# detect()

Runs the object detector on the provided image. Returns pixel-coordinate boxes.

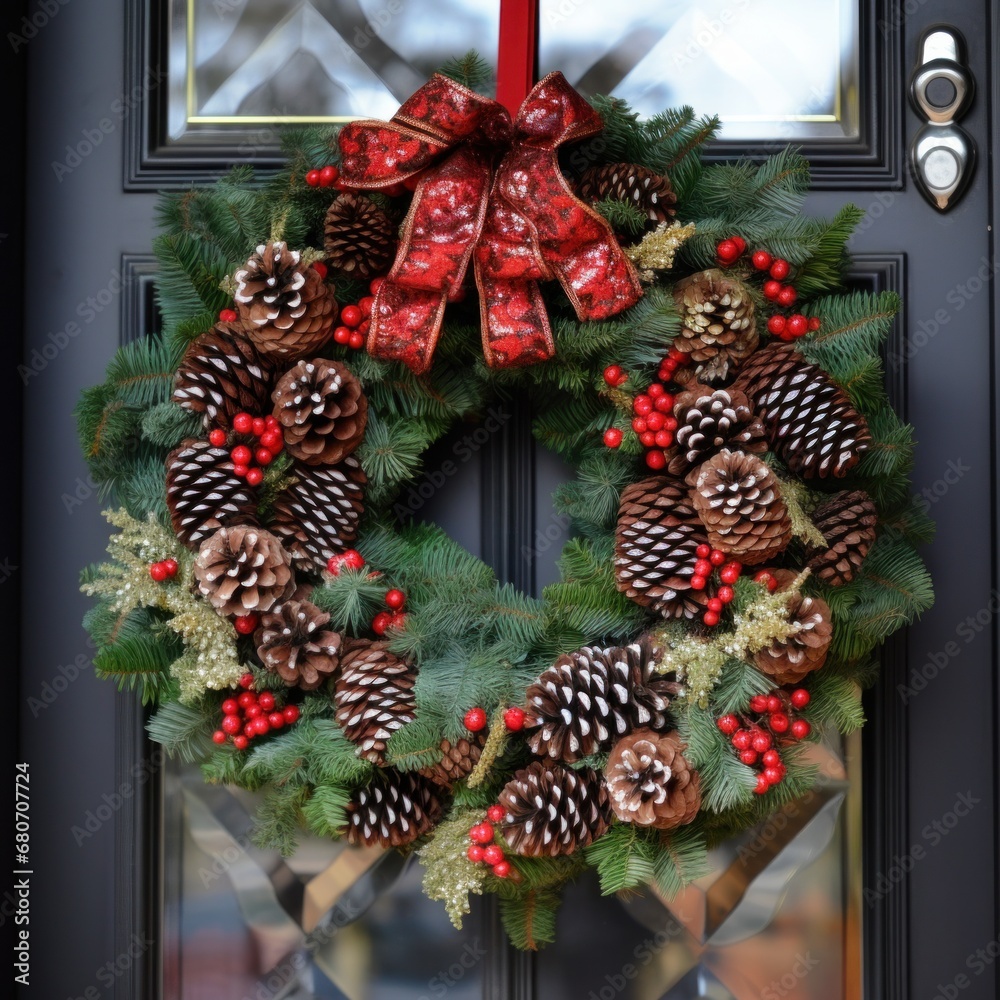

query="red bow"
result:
[338,72,643,374]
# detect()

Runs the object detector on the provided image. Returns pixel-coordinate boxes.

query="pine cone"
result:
[345,770,443,849]
[255,599,341,690]
[324,193,397,279]
[615,476,712,619]
[672,269,758,383]
[193,524,295,616]
[604,729,701,829]
[418,734,485,787]
[499,761,611,857]
[733,343,871,478]
[577,162,677,226]
[234,241,335,359]
[754,573,833,685]
[172,324,279,429]
[334,640,416,765]
[269,458,366,572]
[525,640,681,762]
[806,490,878,586]
[165,439,258,549]
[690,449,792,565]
[668,385,767,479]
[271,358,367,466]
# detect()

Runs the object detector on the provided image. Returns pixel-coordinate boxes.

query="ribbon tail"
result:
[475,263,555,369]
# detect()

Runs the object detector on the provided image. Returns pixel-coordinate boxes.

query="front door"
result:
[18,1,999,998]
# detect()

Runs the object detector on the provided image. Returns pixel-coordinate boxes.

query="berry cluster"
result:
[372,588,408,635]
[715,235,747,265]
[208,410,284,487]
[305,165,343,189]
[333,277,384,350]
[326,548,366,576]
[467,805,513,879]
[148,558,179,582]
[715,687,812,794]
[692,545,742,627]
[752,568,779,592]
[212,672,302,750]
[463,706,526,733]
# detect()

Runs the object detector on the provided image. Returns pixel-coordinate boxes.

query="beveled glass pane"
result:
[538,0,860,141]
[167,0,501,139]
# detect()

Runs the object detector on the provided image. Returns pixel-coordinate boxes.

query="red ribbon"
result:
[338,72,643,374]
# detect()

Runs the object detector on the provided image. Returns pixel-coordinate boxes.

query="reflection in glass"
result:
[538,0,860,141]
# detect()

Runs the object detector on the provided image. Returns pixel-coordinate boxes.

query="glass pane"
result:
[167,0,501,139]
[538,0,860,141]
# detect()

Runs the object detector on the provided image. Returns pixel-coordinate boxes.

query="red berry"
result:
[808,316,822,331]
[631,417,648,434]
[696,543,711,559]
[653,393,675,413]
[231,445,252,466]
[312,260,328,280]
[470,822,494,845]
[161,558,178,578]
[719,567,738,585]
[777,285,798,307]
[342,549,365,570]
[260,430,283,451]
[749,695,769,714]
[716,239,740,264]
[245,704,262,719]
[492,861,512,878]
[209,428,227,447]
[282,705,300,724]
[255,447,273,466]
[232,463,249,478]
[250,417,266,437]
[709,549,726,566]
[246,467,264,487]
[252,716,271,736]
[633,395,653,416]
[348,331,365,350]
[212,730,227,745]
[717,585,735,604]
[340,304,362,327]
[703,611,720,627]
[694,558,712,577]
[603,364,624,386]
[268,712,285,729]
[258,691,275,711]
[764,766,784,786]
[791,719,811,740]
[149,562,168,582]
[769,259,791,280]
[645,411,665,431]
[372,610,393,635]
[333,325,351,345]
[305,169,321,187]
[739,749,758,766]
[754,774,770,794]
[645,449,666,470]
[767,314,787,335]
[762,279,782,301]
[464,707,488,732]
[751,731,772,752]
[668,346,686,363]
[654,430,674,448]
[483,845,505,866]
[243,721,256,738]
[707,598,724,614]
[716,714,739,735]
[504,707,526,731]
[486,804,505,823]
[221,714,242,735]
[762,749,781,767]
[769,712,790,734]
[603,427,623,448]
[234,613,258,635]
[233,412,253,434]
[221,698,239,715]
[639,431,656,447]
[766,695,782,713]
[647,383,664,398]
[731,236,746,255]
[790,689,811,709]
[319,165,338,187]
[786,314,808,337]
[731,730,752,751]
[239,672,255,689]
[467,845,485,863]
[233,735,249,751]
[690,574,706,591]
[751,250,772,270]
[385,588,406,610]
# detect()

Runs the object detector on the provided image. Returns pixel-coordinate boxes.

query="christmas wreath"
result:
[78,56,933,949]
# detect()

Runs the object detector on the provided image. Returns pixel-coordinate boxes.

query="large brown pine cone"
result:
[500,761,611,857]
[806,490,878,586]
[165,440,258,549]
[269,458,366,572]
[324,193,397,279]
[668,385,767,479]
[234,241,335,358]
[754,571,833,685]
[255,600,341,690]
[733,343,871,478]
[271,359,367,466]
[345,771,444,849]
[193,524,295,616]
[418,734,485,787]
[690,449,792,565]
[615,476,712,619]
[334,640,416,765]
[577,162,677,226]
[672,269,758,383]
[525,640,681,762]
[604,729,701,829]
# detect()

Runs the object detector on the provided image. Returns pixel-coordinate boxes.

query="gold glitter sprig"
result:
[419,808,489,928]
[467,706,510,788]
[626,221,697,278]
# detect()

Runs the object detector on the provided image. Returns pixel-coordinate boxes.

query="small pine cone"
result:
[269,458,366,572]
[577,162,677,226]
[754,574,833,685]
[733,343,871,478]
[525,640,681,762]
[172,324,279,430]
[500,761,611,857]
[193,524,295,616]
[668,385,767,479]
[690,450,792,565]
[345,770,443,849]
[271,359,368,465]
[234,241,335,359]
[672,269,758,383]
[806,490,878,586]
[165,439,258,549]
[418,734,485,787]
[324,193,397,279]
[334,640,416,765]
[255,599,341,690]
[604,729,701,829]
[615,476,712,619]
